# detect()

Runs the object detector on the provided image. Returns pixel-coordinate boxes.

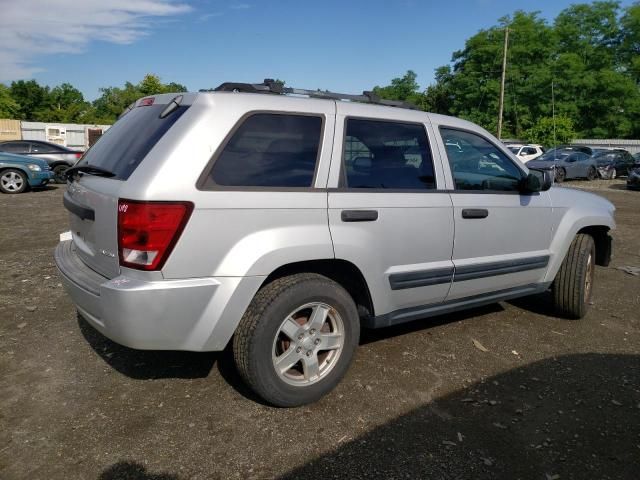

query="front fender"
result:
[543,187,615,283]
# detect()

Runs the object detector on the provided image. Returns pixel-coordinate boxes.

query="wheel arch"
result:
[545,220,613,283]
[577,225,611,267]
[0,165,29,176]
[50,161,71,169]
[261,259,375,320]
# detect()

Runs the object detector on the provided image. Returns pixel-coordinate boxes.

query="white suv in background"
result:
[507,144,545,163]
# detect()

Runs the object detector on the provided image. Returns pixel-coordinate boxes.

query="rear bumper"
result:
[54,240,263,351]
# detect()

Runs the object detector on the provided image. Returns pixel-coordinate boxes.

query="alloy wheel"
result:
[272,302,344,386]
[1,171,25,192]
[584,252,594,302]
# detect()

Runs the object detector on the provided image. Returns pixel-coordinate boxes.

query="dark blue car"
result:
[527,147,598,183]
[0,152,54,194]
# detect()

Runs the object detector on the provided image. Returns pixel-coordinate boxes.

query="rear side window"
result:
[342,118,435,190]
[203,113,322,188]
[78,103,189,180]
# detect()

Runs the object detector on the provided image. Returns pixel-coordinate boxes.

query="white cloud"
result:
[230,3,250,9]
[0,0,191,81]
[198,11,224,22]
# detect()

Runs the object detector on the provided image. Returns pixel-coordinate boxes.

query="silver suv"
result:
[55,81,615,407]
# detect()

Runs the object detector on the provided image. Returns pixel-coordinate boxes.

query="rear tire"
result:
[233,273,360,407]
[555,167,566,183]
[587,166,597,181]
[610,168,617,180]
[551,234,595,319]
[53,164,69,184]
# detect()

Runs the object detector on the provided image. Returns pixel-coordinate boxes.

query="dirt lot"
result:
[1,180,638,480]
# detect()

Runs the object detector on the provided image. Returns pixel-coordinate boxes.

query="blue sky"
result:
[1,0,636,100]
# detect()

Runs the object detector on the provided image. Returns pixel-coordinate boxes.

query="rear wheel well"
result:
[51,162,70,169]
[261,260,374,320]
[577,225,611,266]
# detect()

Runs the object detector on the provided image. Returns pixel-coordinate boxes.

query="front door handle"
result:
[341,210,378,222]
[461,208,488,219]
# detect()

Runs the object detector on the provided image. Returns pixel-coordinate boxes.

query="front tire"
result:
[555,167,566,183]
[587,166,597,181]
[551,234,595,319]
[233,273,360,407]
[609,168,617,180]
[0,169,28,194]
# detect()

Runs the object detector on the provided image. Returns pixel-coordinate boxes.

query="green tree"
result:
[91,74,188,123]
[439,11,556,137]
[423,66,454,115]
[372,70,430,109]
[524,116,575,146]
[34,83,90,123]
[0,84,20,118]
[415,2,640,139]
[9,80,49,120]
[620,3,640,84]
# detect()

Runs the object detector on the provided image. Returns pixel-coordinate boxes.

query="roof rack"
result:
[202,79,419,110]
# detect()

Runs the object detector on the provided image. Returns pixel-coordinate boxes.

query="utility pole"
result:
[497,27,509,140]
[551,80,556,147]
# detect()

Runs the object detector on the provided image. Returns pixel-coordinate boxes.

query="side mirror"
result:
[521,168,553,193]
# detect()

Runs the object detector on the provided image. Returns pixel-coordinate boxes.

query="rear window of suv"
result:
[77,103,189,180]
[200,113,323,188]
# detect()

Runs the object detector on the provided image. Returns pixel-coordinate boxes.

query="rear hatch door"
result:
[64,96,191,278]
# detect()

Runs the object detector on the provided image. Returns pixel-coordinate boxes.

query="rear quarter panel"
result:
[124,93,339,279]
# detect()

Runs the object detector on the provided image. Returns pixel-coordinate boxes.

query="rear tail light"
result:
[74,152,83,159]
[117,199,193,271]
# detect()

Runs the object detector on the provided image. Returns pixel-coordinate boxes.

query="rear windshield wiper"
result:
[66,164,116,180]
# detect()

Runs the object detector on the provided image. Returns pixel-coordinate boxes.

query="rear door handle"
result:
[461,208,488,219]
[341,210,378,222]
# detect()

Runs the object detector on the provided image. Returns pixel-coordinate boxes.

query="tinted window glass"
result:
[77,103,189,180]
[522,147,536,155]
[0,141,30,153]
[30,142,59,153]
[441,128,523,191]
[207,114,322,187]
[343,119,435,190]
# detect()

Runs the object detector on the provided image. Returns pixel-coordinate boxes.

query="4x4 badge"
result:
[100,249,116,258]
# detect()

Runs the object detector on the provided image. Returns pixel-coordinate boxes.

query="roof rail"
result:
[202,79,419,110]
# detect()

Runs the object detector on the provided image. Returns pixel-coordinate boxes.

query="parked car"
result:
[0,140,83,184]
[592,149,637,179]
[55,81,615,407]
[627,165,640,190]
[0,152,53,194]
[527,147,598,182]
[633,152,640,163]
[506,144,545,162]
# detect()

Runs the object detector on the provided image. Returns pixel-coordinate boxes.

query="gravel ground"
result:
[0,181,639,480]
